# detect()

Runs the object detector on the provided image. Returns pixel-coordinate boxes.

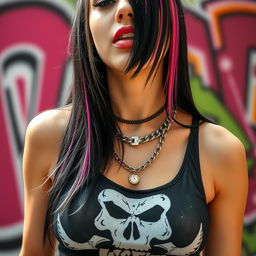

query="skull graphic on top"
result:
[95,189,172,251]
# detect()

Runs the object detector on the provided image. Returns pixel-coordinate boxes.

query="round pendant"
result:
[128,173,140,185]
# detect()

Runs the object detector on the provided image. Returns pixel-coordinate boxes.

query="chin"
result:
[107,61,130,74]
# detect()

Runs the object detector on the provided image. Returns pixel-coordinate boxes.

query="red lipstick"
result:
[113,26,134,49]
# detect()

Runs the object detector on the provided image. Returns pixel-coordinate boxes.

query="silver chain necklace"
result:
[113,112,176,185]
[115,118,170,146]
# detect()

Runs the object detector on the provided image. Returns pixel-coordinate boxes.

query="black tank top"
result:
[52,118,210,256]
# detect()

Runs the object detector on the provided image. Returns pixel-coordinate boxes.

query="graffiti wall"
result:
[0,0,255,255]
[0,1,73,255]
[183,1,256,255]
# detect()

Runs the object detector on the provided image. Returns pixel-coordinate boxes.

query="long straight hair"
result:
[44,0,210,243]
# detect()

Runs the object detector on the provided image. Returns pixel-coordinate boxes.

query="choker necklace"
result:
[113,104,166,124]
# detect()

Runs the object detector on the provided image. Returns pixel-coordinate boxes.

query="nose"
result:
[115,0,133,23]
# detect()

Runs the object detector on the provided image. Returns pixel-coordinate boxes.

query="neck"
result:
[108,62,166,118]
[107,60,166,134]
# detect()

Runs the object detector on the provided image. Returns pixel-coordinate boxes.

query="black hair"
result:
[43,0,211,245]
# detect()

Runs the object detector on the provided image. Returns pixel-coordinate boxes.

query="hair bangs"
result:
[125,0,172,85]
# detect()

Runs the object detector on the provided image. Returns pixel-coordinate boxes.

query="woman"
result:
[20,0,248,255]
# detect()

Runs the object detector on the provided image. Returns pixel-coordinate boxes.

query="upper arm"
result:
[200,124,248,256]
[20,110,68,256]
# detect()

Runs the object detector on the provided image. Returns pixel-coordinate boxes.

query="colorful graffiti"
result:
[183,0,256,255]
[0,0,73,255]
[0,0,255,255]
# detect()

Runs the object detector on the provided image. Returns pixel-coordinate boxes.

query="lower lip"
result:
[113,39,134,49]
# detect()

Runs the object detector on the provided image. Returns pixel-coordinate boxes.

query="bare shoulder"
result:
[198,122,248,255]
[21,106,71,255]
[26,105,71,144]
[26,105,71,147]
[175,110,245,160]
[199,121,247,192]
[199,121,246,162]
[24,105,71,176]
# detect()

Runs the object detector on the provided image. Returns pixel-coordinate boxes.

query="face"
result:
[89,0,135,73]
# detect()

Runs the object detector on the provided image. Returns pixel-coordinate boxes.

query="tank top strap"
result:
[183,116,199,159]
[186,115,199,148]
[190,116,200,162]
[185,116,207,202]
[184,116,199,166]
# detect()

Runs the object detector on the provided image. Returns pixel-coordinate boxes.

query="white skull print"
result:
[56,188,203,255]
[95,189,172,251]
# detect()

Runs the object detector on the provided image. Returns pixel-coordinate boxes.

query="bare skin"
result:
[20,0,248,255]
[20,105,248,256]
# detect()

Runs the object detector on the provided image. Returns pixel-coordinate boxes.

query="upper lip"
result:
[113,25,134,43]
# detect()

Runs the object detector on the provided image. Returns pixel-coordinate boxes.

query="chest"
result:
[54,180,209,256]
[105,125,214,204]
